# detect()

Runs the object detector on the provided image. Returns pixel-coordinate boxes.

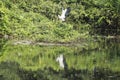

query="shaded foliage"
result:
[0,61,120,80]
[0,0,120,42]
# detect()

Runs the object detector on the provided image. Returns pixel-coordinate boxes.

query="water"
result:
[0,38,120,80]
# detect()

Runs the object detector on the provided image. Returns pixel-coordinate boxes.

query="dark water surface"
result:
[0,38,120,80]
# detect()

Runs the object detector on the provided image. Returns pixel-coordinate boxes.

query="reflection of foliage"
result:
[0,62,21,80]
[0,43,120,71]
[0,39,7,56]
[0,61,83,80]
[0,61,119,80]
[98,38,120,58]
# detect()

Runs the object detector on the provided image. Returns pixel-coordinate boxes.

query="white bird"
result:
[58,7,71,21]
[56,54,65,68]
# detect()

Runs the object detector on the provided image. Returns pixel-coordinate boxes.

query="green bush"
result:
[0,0,120,41]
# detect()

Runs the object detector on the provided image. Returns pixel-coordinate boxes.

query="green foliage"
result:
[0,0,120,41]
[0,1,120,79]
[0,3,10,35]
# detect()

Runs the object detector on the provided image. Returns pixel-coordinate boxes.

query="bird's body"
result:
[58,7,71,21]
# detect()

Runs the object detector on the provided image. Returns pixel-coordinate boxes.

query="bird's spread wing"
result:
[65,7,71,16]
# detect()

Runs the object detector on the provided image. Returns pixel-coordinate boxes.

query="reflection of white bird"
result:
[56,54,65,68]
[58,7,71,21]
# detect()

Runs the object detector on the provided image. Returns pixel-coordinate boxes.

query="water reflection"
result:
[0,38,120,80]
[0,38,7,56]
[0,61,120,80]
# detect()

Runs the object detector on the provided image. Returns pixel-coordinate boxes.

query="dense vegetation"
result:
[0,0,120,80]
[0,0,120,42]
